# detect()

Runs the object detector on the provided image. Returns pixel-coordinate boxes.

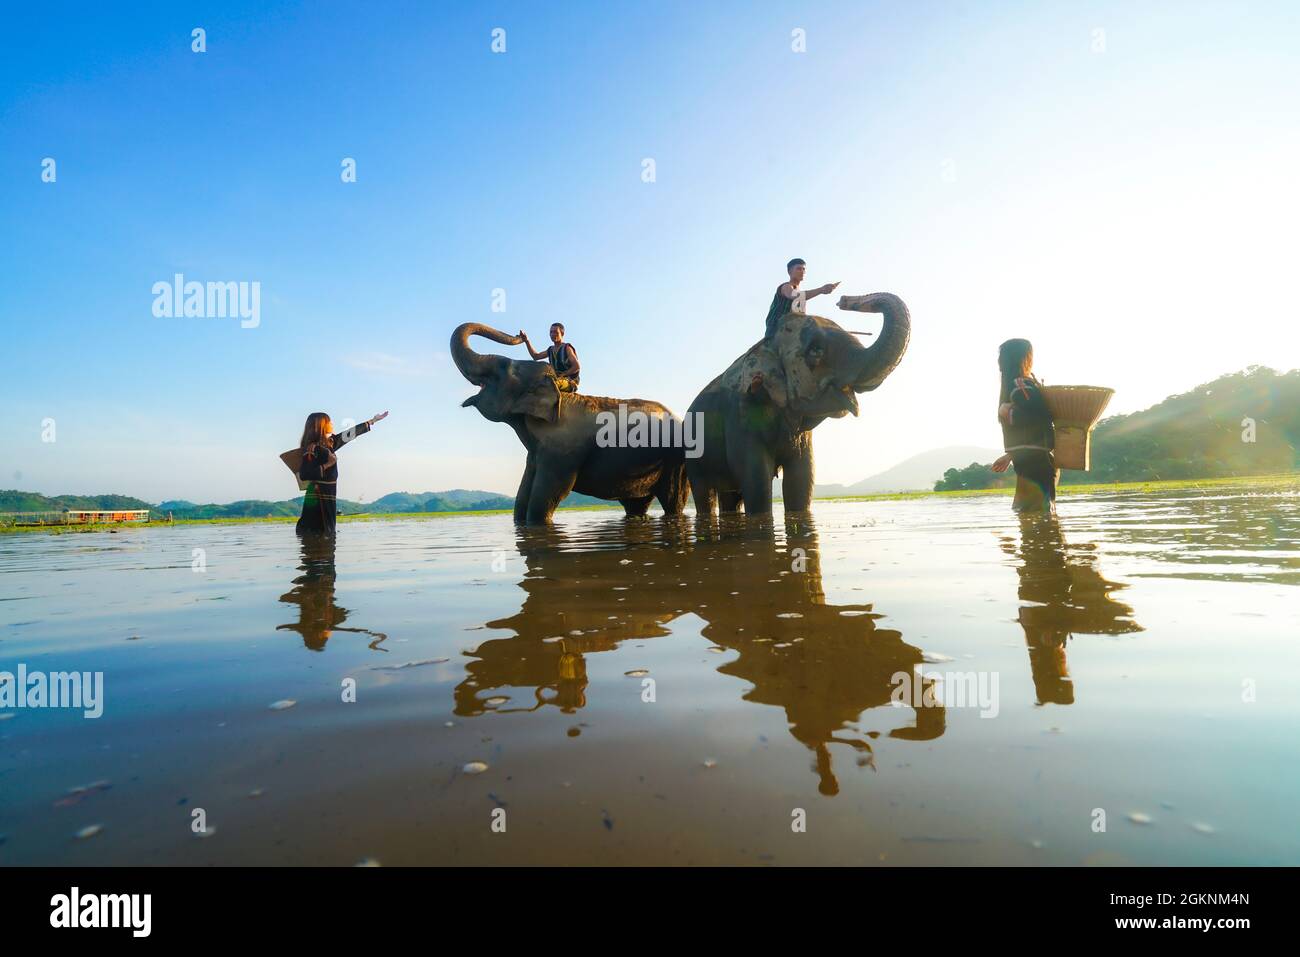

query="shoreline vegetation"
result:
[3,472,1295,535]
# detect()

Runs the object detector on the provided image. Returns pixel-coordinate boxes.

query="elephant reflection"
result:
[455,516,938,795]
[277,535,388,652]
[1000,515,1141,704]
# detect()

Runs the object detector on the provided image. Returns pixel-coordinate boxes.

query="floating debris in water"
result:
[371,658,448,671]
[773,642,792,648]
[74,824,103,840]
[248,788,265,798]
[707,646,725,654]
[839,610,870,616]
[701,758,717,769]
[444,721,455,728]
[1127,812,1154,826]
[483,696,509,706]
[921,652,956,663]
[268,699,297,711]
[624,669,649,677]
[1190,822,1216,834]
[776,612,803,619]
[462,761,489,775]
[54,780,112,808]
[619,559,632,565]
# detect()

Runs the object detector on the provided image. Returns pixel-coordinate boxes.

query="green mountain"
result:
[935,366,1300,490]
[2,487,608,520]
[0,491,156,512]
[1061,366,1299,483]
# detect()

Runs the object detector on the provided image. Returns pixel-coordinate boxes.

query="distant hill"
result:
[812,445,1003,496]
[0,491,156,512]
[933,366,1300,490]
[1061,366,1299,483]
[2,487,611,520]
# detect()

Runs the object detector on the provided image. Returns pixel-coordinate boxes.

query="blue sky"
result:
[3,1,1298,502]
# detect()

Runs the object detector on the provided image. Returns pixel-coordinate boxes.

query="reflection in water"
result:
[1002,515,1142,705]
[459,515,936,796]
[277,534,388,652]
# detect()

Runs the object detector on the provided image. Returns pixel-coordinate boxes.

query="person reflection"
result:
[277,533,387,652]
[1004,515,1141,705]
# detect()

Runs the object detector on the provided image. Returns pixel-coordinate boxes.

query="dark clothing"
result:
[546,342,579,389]
[1000,376,1056,509]
[295,421,371,536]
[1011,448,1058,506]
[764,283,794,339]
[1000,376,1055,453]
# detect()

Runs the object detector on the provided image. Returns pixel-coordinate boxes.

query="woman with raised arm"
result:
[295,410,388,536]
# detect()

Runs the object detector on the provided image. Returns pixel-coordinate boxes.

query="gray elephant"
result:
[685,293,911,516]
[451,323,688,524]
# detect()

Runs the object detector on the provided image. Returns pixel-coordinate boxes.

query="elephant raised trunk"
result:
[839,293,912,393]
[450,322,524,386]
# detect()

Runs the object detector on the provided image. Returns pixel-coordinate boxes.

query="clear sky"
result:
[3,1,1298,503]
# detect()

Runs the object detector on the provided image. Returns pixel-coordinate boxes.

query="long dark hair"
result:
[300,412,332,451]
[998,339,1034,404]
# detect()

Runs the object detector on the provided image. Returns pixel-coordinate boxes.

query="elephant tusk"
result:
[844,330,875,336]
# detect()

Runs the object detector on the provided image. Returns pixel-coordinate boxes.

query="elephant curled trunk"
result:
[450,322,524,385]
[839,292,912,392]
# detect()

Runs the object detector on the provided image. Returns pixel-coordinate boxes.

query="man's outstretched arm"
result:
[517,331,548,360]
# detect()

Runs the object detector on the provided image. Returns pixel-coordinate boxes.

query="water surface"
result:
[2,480,1297,865]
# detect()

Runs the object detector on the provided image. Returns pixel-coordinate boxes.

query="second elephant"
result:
[452,323,688,524]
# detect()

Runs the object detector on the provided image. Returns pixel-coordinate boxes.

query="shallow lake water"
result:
[2,479,1298,865]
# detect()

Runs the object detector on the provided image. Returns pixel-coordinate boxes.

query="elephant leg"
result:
[782,444,815,512]
[525,462,577,525]
[513,453,537,524]
[686,465,715,517]
[620,496,653,517]
[656,463,688,516]
[718,490,743,513]
[740,456,775,516]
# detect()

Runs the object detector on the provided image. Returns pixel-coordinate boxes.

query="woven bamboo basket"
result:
[1042,385,1114,471]
[280,449,310,491]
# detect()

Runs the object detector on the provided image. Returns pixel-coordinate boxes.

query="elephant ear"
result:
[737,346,788,408]
[509,365,562,423]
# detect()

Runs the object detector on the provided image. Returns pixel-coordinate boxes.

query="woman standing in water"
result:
[991,339,1057,514]
[295,410,388,536]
